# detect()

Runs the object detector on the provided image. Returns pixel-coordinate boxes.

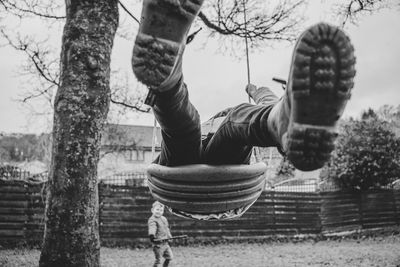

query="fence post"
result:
[23,181,30,246]
[98,181,104,245]
[317,192,323,234]
[26,181,46,247]
[358,191,364,230]
[271,190,276,234]
[393,190,399,225]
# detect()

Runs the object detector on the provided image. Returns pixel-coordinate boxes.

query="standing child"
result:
[148,201,173,267]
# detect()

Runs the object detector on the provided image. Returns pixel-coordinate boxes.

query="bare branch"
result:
[199,0,306,48]
[0,0,65,19]
[21,85,54,103]
[109,71,151,114]
[1,27,148,115]
[110,98,150,113]
[1,29,59,106]
[1,29,59,86]
[336,0,397,25]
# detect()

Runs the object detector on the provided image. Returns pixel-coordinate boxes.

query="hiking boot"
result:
[268,23,356,171]
[132,0,204,92]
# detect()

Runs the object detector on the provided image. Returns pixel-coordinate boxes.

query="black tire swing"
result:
[146,1,267,220]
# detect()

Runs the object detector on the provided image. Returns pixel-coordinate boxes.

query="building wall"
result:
[98,149,160,177]
[98,145,320,182]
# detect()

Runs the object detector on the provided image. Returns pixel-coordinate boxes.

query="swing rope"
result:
[242,0,252,104]
[242,0,261,162]
[151,117,157,161]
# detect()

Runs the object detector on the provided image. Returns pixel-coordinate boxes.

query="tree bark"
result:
[39,0,118,266]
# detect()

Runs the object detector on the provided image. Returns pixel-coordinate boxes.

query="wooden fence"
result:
[0,166,34,180]
[0,179,44,247]
[1,179,399,247]
[320,190,400,233]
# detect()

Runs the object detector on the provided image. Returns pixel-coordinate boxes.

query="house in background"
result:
[98,124,162,178]
[98,122,320,188]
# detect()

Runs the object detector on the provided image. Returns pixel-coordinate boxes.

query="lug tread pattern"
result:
[287,23,356,171]
[292,23,356,99]
[288,127,337,171]
[132,34,179,88]
[132,0,204,88]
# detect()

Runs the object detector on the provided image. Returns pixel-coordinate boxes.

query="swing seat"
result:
[147,162,267,220]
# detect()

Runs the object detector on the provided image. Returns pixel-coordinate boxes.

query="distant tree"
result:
[361,108,378,120]
[377,104,400,136]
[276,156,295,177]
[324,116,400,190]
[0,147,10,162]
[268,155,296,185]
[0,135,28,161]
[99,124,140,159]
[335,0,400,25]
[377,104,399,121]
[0,136,16,161]
[33,133,52,166]
[0,164,22,178]
[0,134,51,162]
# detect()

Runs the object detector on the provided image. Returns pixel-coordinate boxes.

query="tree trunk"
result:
[39,1,118,266]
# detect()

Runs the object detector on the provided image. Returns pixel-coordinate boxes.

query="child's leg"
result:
[203,88,279,165]
[204,23,356,171]
[153,81,202,166]
[132,0,205,166]
[153,246,162,267]
[162,244,173,267]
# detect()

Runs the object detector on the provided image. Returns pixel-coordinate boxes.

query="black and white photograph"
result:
[1,0,399,266]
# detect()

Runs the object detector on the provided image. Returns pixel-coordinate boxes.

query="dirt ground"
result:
[1,235,400,267]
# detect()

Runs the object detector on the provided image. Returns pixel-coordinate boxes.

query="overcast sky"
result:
[0,1,399,133]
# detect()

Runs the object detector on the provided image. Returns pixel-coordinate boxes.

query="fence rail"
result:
[100,172,147,186]
[0,165,48,182]
[0,179,399,247]
[100,172,400,193]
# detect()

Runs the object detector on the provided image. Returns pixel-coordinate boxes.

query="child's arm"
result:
[166,218,172,239]
[148,218,157,243]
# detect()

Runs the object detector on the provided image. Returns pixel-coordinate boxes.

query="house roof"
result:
[101,123,162,148]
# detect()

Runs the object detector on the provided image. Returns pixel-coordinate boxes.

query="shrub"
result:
[325,116,400,190]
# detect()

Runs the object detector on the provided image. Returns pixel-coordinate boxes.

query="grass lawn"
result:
[1,235,400,267]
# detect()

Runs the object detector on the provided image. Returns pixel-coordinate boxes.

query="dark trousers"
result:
[153,79,280,167]
[153,243,173,267]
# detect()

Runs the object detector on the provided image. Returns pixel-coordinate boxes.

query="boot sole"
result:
[132,0,204,88]
[287,23,356,171]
